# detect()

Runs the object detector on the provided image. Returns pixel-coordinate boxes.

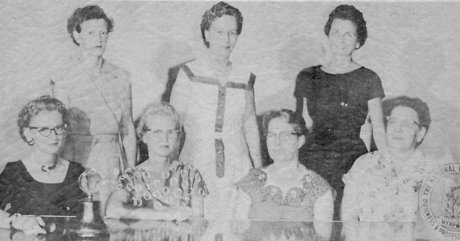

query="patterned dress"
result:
[236,167,333,221]
[117,161,208,210]
[170,56,257,219]
[342,150,439,222]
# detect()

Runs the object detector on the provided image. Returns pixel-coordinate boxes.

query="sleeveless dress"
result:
[294,65,384,219]
[0,160,86,215]
[170,57,256,219]
[51,57,132,208]
[235,167,333,221]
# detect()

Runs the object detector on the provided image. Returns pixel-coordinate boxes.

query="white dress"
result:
[170,56,256,219]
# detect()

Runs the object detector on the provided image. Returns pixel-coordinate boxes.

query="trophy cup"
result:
[75,170,108,238]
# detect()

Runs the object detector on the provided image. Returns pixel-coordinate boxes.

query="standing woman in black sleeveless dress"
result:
[294,5,387,220]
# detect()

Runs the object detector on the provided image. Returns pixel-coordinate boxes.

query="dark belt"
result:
[215,86,226,178]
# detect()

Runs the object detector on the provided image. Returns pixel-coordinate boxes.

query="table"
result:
[0,217,443,241]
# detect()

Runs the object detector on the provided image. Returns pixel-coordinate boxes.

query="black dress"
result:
[0,160,86,216]
[294,65,384,219]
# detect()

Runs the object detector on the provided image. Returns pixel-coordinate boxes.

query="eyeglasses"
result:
[29,124,68,137]
[144,128,179,139]
[386,117,422,130]
[265,131,300,141]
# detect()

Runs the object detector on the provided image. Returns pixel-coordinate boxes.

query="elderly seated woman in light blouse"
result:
[106,102,208,221]
[234,109,334,238]
[342,96,440,223]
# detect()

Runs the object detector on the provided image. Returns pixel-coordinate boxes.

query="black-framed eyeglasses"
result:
[386,116,422,130]
[144,128,179,139]
[265,131,300,141]
[29,124,68,137]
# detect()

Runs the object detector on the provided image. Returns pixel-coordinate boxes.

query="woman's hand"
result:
[172,206,193,221]
[11,214,46,234]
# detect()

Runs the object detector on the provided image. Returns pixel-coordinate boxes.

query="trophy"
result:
[76,169,108,238]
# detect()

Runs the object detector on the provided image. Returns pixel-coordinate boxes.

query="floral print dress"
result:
[117,161,208,210]
[342,150,438,222]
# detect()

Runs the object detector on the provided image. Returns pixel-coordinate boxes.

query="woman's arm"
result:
[313,190,333,239]
[368,97,387,151]
[296,97,313,131]
[106,189,190,221]
[233,188,251,220]
[341,181,360,222]
[170,69,190,123]
[243,90,262,168]
[121,80,136,168]
[191,195,204,218]
[313,190,334,221]
[0,210,45,234]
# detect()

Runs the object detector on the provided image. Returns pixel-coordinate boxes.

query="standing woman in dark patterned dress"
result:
[294,5,387,220]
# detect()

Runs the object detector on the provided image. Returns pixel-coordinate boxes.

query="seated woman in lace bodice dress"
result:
[235,109,334,222]
[106,103,208,221]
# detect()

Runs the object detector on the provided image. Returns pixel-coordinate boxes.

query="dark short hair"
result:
[324,4,367,48]
[200,1,243,48]
[382,96,431,131]
[17,95,68,145]
[67,5,114,46]
[262,109,307,136]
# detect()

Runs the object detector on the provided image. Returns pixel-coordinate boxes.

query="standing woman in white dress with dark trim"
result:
[51,5,136,212]
[170,1,262,219]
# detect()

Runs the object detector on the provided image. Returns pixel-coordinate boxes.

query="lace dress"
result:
[236,168,333,221]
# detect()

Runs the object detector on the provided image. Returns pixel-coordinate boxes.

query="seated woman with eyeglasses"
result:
[342,96,440,223]
[106,102,208,221]
[235,110,334,221]
[0,95,87,233]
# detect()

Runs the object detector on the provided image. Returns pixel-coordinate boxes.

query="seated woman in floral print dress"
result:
[342,96,440,223]
[235,109,334,222]
[106,102,208,221]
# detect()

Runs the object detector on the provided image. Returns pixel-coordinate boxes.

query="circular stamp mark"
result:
[420,163,460,240]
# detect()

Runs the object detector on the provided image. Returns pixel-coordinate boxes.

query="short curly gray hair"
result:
[17,95,67,145]
[136,102,182,139]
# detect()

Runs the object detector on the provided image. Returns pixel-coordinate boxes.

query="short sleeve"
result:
[302,169,335,203]
[364,68,385,100]
[342,153,375,185]
[190,168,209,197]
[170,65,192,119]
[235,168,267,199]
[116,167,151,206]
[293,66,318,98]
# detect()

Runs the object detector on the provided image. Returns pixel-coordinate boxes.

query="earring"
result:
[27,138,34,145]
[355,43,360,49]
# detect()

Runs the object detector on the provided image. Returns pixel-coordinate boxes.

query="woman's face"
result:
[266,117,304,164]
[142,115,179,160]
[205,15,238,59]
[74,19,109,57]
[24,110,66,155]
[386,106,426,153]
[328,18,359,56]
